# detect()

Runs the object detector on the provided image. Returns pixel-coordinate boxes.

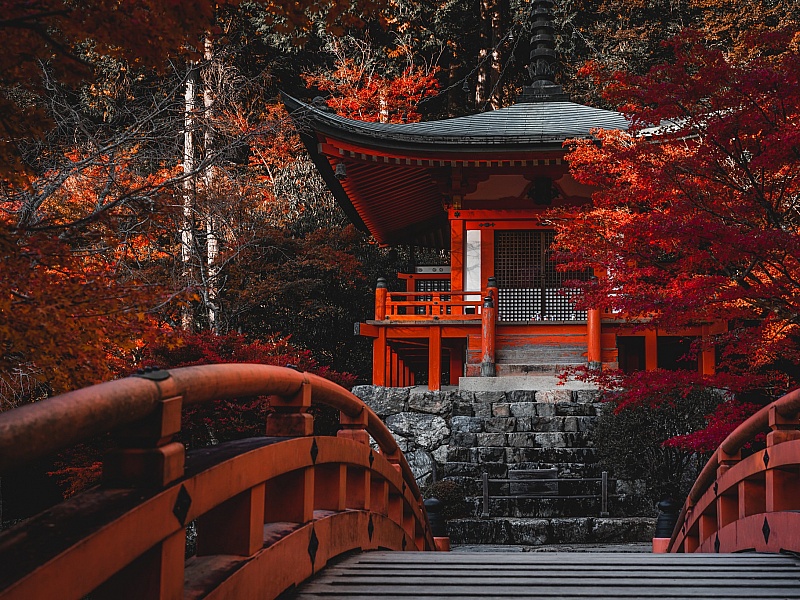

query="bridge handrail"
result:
[0,364,407,485]
[668,386,800,553]
[684,387,800,507]
[1,364,438,599]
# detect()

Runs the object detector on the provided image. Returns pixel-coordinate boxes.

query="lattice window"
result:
[415,279,451,293]
[414,278,451,315]
[495,230,590,321]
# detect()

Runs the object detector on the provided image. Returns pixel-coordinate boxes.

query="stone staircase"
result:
[465,334,588,377]
[352,383,654,547]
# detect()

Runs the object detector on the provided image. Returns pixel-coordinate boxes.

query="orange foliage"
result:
[0,150,182,406]
[0,0,388,186]
[303,58,439,123]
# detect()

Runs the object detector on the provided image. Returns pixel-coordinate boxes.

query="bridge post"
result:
[91,389,186,600]
[338,406,370,445]
[766,406,800,511]
[716,449,741,530]
[103,392,185,488]
[266,380,313,437]
[381,448,406,528]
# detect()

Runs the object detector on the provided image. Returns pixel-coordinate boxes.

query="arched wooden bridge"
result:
[0,365,799,599]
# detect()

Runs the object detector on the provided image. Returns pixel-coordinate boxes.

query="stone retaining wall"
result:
[352,385,603,487]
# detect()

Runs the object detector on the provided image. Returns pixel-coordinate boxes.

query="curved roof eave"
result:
[283,93,630,154]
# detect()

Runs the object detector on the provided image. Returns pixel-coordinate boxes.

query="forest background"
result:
[1,0,799,507]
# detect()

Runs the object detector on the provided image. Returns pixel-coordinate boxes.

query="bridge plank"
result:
[292,551,800,599]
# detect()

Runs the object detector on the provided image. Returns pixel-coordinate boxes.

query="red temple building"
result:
[284,3,722,390]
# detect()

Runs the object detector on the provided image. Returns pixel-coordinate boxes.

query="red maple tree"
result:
[556,28,800,445]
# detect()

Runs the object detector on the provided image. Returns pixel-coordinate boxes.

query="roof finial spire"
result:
[518,0,569,103]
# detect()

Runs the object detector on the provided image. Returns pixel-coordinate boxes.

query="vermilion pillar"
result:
[645,329,658,371]
[587,308,602,369]
[429,326,442,391]
[451,218,464,316]
[373,278,389,386]
[480,277,497,377]
[373,328,387,386]
[375,277,388,320]
[700,324,715,375]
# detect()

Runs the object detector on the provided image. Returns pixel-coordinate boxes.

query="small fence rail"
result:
[384,291,483,321]
[480,470,612,518]
[668,387,800,553]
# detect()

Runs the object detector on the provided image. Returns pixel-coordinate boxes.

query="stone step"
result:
[465,496,647,519]
[465,400,600,419]
[451,429,593,450]
[441,453,600,482]
[461,376,601,394]
[505,446,598,464]
[496,363,586,375]
[447,517,656,546]
[512,462,608,477]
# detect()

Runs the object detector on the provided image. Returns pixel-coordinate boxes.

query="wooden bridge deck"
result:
[293,551,800,599]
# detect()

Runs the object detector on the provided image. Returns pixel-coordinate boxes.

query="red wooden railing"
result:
[383,291,483,321]
[668,387,800,553]
[0,364,439,600]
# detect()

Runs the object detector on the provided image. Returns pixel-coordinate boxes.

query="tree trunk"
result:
[475,0,492,107]
[476,0,508,109]
[448,51,462,116]
[181,62,198,331]
[203,36,219,332]
[490,0,509,109]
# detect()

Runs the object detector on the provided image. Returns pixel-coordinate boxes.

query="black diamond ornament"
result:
[368,515,375,541]
[763,517,771,544]
[713,481,718,496]
[172,484,192,526]
[369,450,375,468]
[402,481,406,494]
[714,534,720,553]
[308,527,319,567]
[310,438,319,464]
[402,535,407,551]
[763,449,770,468]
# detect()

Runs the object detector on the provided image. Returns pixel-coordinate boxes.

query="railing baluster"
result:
[197,484,266,556]
[93,529,185,600]
[601,471,609,517]
[482,472,490,518]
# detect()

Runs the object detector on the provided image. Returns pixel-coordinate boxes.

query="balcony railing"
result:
[384,291,483,321]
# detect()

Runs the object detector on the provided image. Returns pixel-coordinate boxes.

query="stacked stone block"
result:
[352,384,654,544]
[353,386,603,493]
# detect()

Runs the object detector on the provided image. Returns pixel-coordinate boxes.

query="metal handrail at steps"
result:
[0,364,439,600]
[480,470,613,518]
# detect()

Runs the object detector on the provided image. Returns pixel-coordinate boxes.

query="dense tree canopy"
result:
[554,27,800,445]
[2,0,799,433]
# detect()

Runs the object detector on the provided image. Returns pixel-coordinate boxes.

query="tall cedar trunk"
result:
[203,36,219,332]
[475,0,492,107]
[490,0,509,109]
[181,63,198,331]
[476,0,508,108]
[447,52,462,115]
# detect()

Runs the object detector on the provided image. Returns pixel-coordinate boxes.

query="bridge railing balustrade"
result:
[668,387,800,554]
[0,364,438,600]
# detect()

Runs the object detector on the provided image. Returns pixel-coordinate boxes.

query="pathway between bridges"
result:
[293,551,800,599]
